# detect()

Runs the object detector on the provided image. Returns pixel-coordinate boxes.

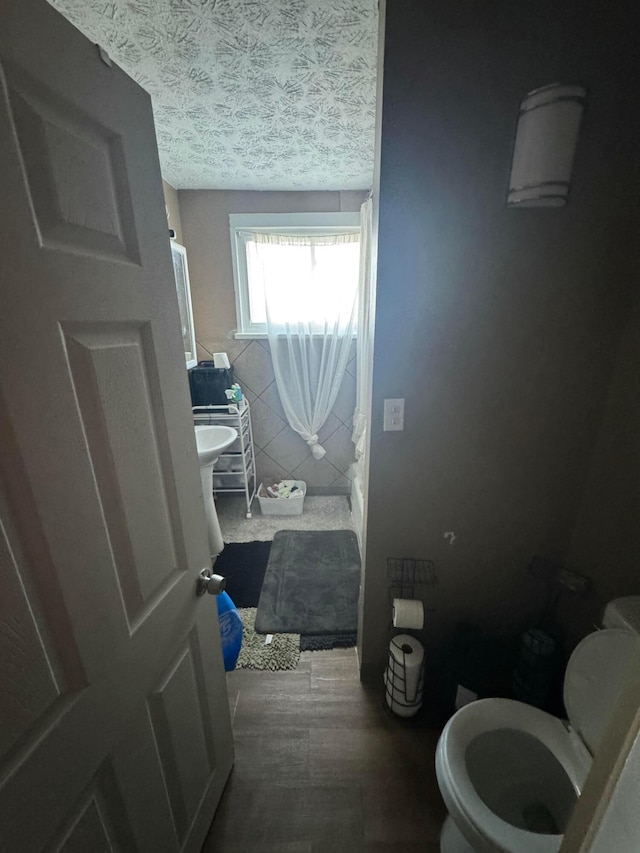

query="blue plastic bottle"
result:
[216,591,243,671]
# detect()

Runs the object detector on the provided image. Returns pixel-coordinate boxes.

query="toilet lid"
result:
[564,629,640,754]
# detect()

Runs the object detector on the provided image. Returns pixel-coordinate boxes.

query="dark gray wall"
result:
[562,290,640,645]
[360,0,639,676]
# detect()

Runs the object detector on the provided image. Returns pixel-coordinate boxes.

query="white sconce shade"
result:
[507,83,586,207]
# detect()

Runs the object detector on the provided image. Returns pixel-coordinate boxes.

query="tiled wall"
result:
[198,338,356,494]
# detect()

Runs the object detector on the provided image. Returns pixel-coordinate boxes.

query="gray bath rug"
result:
[236,608,300,671]
[255,529,360,635]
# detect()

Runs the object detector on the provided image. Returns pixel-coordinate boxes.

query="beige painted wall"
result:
[178,190,366,493]
[162,179,183,244]
[360,0,639,677]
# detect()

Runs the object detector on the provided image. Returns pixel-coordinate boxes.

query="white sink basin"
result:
[194,425,238,466]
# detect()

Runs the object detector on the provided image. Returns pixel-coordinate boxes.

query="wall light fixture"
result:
[507,83,586,207]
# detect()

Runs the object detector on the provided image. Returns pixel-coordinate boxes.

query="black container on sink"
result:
[188,362,234,406]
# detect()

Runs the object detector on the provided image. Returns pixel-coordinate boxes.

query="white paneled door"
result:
[0,1,233,850]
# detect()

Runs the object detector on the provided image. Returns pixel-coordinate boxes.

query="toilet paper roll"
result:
[392,598,424,630]
[213,352,231,369]
[389,633,424,705]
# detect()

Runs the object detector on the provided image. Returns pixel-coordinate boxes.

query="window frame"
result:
[229,212,361,338]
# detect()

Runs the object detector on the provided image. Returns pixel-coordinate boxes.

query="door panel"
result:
[58,799,114,853]
[0,493,72,760]
[110,706,179,853]
[0,474,87,782]
[57,797,117,853]
[149,636,216,843]
[0,2,233,850]
[3,58,140,263]
[63,323,181,623]
[51,767,138,853]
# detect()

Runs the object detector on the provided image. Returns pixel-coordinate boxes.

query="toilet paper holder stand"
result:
[385,635,426,709]
[382,558,436,717]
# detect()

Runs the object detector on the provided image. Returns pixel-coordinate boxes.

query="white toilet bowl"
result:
[435,628,640,853]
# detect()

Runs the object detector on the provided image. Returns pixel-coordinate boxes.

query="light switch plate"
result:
[383,398,405,431]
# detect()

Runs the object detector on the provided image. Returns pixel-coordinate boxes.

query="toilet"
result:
[435,598,640,853]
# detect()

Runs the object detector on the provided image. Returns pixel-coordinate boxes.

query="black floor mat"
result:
[214,541,272,608]
[300,632,357,651]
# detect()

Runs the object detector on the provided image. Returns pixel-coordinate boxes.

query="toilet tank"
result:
[602,596,640,633]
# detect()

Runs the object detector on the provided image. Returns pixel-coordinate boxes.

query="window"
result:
[229,213,361,337]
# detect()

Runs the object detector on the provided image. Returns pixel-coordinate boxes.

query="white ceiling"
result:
[50,0,378,191]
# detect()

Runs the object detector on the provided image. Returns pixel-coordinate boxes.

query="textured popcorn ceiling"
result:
[50,0,378,190]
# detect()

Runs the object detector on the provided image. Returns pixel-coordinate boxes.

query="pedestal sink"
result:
[195,425,238,559]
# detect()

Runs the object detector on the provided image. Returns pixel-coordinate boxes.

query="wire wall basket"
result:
[387,557,437,603]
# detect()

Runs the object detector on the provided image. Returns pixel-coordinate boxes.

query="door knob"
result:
[196,568,227,597]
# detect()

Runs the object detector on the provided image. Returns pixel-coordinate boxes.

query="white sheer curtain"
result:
[245,231,359,459]
[352,197,373,482]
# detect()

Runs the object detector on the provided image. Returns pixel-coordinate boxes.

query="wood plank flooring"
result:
[203,648,446,852]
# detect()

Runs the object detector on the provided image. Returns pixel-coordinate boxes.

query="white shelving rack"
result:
[193,400,257,518]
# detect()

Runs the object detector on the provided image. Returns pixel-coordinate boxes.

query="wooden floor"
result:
[203,647,447,852]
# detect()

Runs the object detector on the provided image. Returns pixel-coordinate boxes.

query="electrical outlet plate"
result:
[383,398,405,431]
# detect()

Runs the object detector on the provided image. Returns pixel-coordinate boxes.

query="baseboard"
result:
[359,660,382,685]
[305,485,351,496]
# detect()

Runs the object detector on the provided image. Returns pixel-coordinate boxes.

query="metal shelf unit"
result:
[193,401,257,518]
